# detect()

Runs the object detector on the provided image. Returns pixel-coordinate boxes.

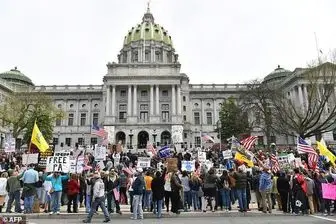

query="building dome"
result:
[123,7,173,47]
[0,67,34,86]
[263,65,291,83]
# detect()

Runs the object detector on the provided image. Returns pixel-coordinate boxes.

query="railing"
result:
[189,84,248,91]
[34,85,103,91]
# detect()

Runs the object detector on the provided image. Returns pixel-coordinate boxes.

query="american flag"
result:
[147,141,157,155]
[201,133,215,143]
[91,124,107,138]
[241,136,258,150]
[270,154,280,173]
[297,137,318,168]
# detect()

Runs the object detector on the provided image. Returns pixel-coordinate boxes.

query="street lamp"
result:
[129,129,133,149]
[152,129,157,144]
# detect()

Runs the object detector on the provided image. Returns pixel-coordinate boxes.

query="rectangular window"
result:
[140,112,149,122]
[183,96,186,102]
[119,112,127,122]
[53,138,59,145]
[183,106,186,112]
[91,138,97,145]
[183,115,187,121]
[119,104,127,111]
[195,136,201,147]
[68,113,74,126]
[80,113,86,126]
[161,104,169,110]
[78,138,84,146]
[206,112,212,125]
[184,133,187,139]
[141,90,148,97]
[145,51,150,62]
[162,111,169,122]
[140,104,149,110]
[65,138,71,147]
[55,118,61,126]
[92,113,99,125]
[162,90,168,97]
[120,90,126,97]
[194,112,200,125]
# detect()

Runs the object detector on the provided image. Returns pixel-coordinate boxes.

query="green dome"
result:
[123,8,173,47]
[263,65,291,83]
[0,67,34,86]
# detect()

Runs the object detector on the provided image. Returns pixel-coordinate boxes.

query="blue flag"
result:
[159,146,171,158]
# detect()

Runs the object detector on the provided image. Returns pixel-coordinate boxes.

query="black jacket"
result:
[151,175,165,200]
[234,172,247,189]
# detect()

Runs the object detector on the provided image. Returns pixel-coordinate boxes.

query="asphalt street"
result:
[28,215,336,224]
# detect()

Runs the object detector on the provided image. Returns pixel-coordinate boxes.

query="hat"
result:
[136,167,143,173]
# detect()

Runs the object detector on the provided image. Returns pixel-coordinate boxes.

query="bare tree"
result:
[270,61,336,138]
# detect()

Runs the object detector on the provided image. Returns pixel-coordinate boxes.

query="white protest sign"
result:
[54,152,71,157]
[70,156,85,173]
[46,156,70,173]
[94,145,106,161]
[294,157,303,168]
[138,157,151,168]
[22,153,39,165]
[198,152,206,163]
[222,150,233,159]
[287,153,295,163]
[97,160,105,170]
[181,160,195,172]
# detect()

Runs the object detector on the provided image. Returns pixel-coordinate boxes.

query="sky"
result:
[0,0,335,86]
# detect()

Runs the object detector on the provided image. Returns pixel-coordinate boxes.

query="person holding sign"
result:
[45,172,69,215]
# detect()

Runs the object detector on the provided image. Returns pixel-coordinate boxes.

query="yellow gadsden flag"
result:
[316,139,336,166]
[234,151,254,167]
[31,121,49,152]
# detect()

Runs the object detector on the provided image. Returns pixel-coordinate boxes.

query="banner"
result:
[198,152,206,163]
[222,150,232,159]
[46,156,70,173]
[322,183,336,200]
[138,157,151,168]
[234,152,254,167]
[22,153,39,165]
[94,145,106,161]
[181,160,195,172]
[159,146,171,158]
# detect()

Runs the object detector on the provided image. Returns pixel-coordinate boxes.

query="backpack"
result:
[228,175,236,188]
[223,179,230,189]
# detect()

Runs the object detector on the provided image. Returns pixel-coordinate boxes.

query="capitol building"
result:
[0,8,334,150]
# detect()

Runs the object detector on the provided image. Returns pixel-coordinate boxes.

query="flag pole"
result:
[28,120,37,153]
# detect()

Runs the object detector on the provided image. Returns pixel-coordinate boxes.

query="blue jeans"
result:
[231,188,237,204]
[6,190,22,213]
[133,194,143,219]
[51,191,62,213]
[85,194,91,213]
[144,190,152,210]
[191,190,200,210]
[85,196,110,222]
[236,188,247,211]
[183,191,192,210]
[220,189,231,209]
[153,199,163,218]
[24,195,34,213]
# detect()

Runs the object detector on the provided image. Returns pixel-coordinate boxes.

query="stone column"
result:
[303,85,309,109]
[128,85,132,116]
[111,85,116,117]
[133,85,137,116]
[176,85,182,115]
[150,85,154,115]
[172,85,176,115]
[106,85,111,116]
[155,85,160,115]
[298,85,304,106]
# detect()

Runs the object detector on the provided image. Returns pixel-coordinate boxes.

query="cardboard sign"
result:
[22,154,39,165]
[46,156,70,173]
[94,145,106,161]
[198,152,206,163]
[322,183,336,200]
[222,150,233,159]
[167,158,178,172]
[181,160,195,172]
[138,157,151,168]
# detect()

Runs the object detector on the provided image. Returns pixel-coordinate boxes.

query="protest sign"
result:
[159,146,171,158]
[322,183,336,200]
[181,160,195,172]
[46,156,70,173]
[198,152,206,163]
[138,157,151,168]
[222,150,232,159]
[167,158,178,172]
[97,160,105,170]
[294,158,302,168]
[94,145,106,161]
[38,148,54,168]
[287,153,295,163]
[22,154,39,165]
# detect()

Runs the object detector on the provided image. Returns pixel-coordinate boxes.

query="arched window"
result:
[155,50,162,62]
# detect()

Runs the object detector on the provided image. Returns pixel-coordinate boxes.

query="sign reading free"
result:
[46,156,70,173]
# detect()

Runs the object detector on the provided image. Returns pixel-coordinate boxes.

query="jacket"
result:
[259,172,272,192]
[233,172,247,189]
[6,176,21,193]
[93,178,105,198]
[151,175,165,200]
[305,177,315,196]
[132,175,145,195]
[45,175,69,192]
[277,176,290,193]
[67,179,80,195]
[170,173,182,192]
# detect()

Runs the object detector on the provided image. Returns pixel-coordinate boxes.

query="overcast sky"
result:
[0,0,335,86]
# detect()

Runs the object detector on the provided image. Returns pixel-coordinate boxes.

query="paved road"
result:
[28,215,336,224]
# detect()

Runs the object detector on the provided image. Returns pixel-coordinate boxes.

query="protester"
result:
[46,172,69,215]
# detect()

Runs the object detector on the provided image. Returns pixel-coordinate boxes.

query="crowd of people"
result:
[0,145,334,223]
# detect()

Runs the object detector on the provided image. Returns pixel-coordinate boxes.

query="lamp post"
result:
[129,129,133,149]
[152,129,157,144]
[217,120,222,151]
